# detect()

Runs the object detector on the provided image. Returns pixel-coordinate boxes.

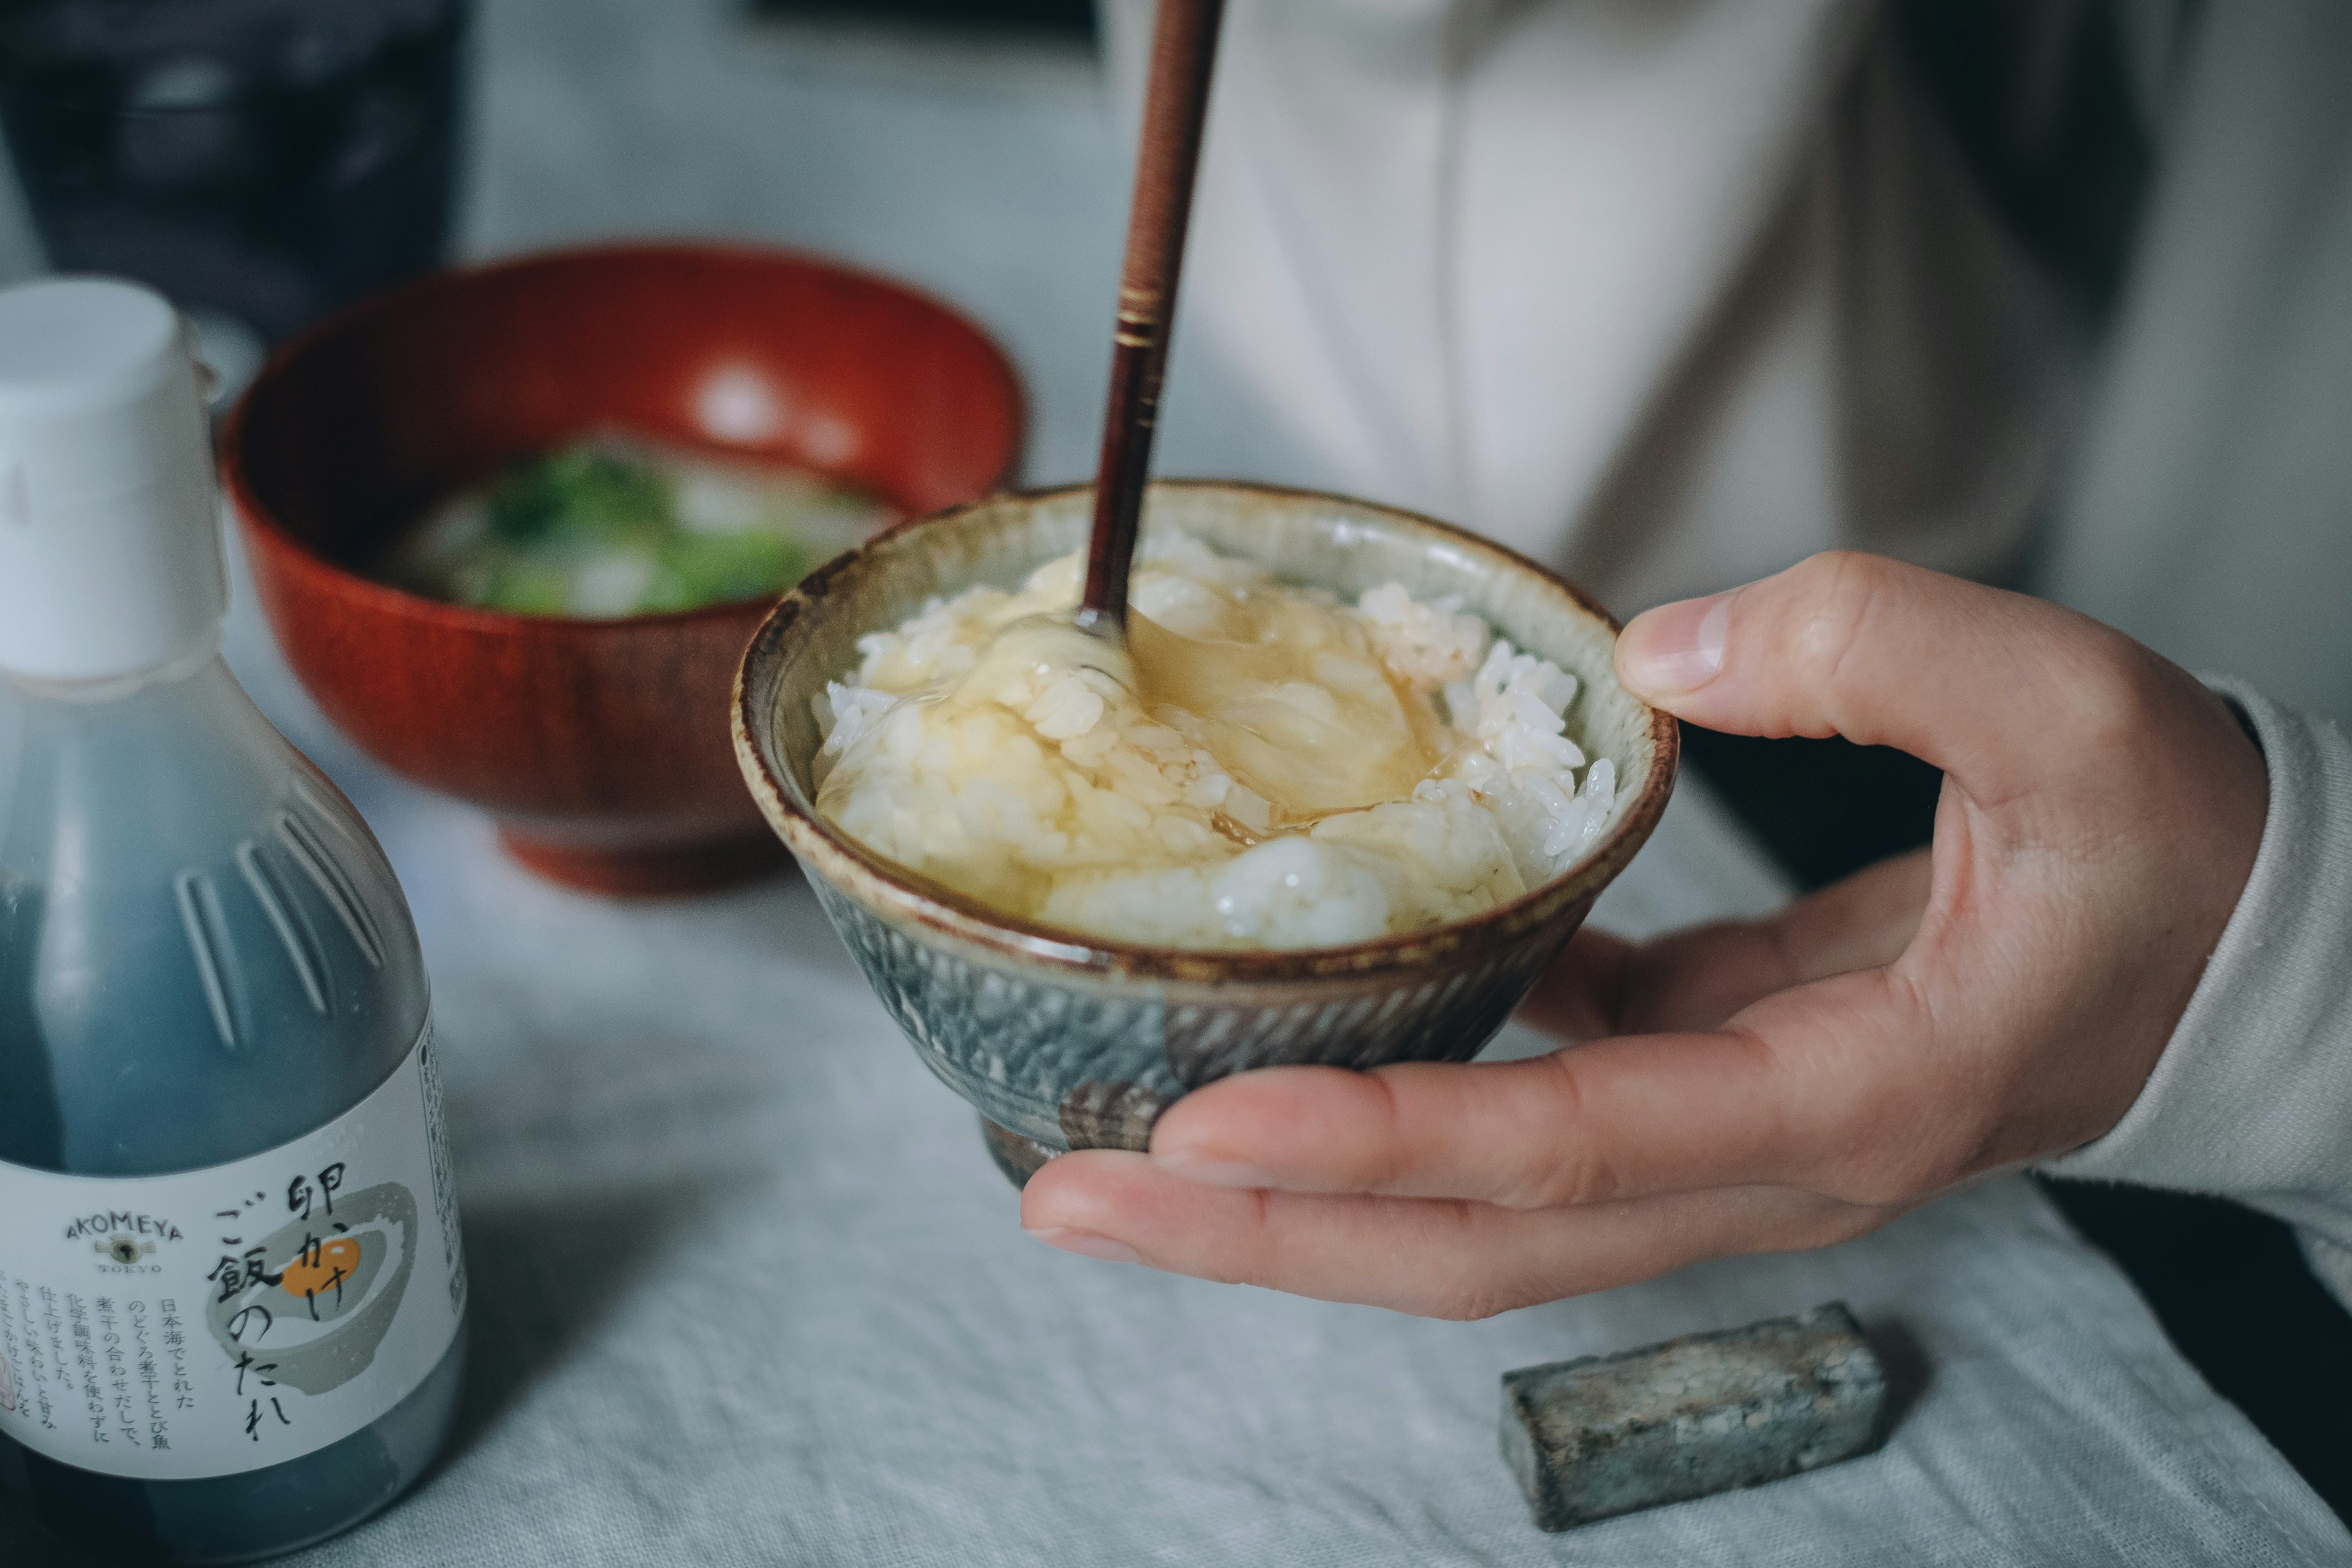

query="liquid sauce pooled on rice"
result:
[941,601,1448,834]
[1128,600,1453,820]
[811,535,1617,950]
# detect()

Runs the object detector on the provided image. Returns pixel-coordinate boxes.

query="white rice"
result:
[810,532,1617,949]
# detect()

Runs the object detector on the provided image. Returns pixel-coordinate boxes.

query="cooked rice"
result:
[810,532,1616,949]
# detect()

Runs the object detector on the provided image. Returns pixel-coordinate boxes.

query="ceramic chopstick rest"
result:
[1501,1302,1890,1531]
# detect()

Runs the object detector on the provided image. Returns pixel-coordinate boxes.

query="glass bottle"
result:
[0,277,466,1563]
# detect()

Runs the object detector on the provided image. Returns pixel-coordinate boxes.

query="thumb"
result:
[1615,552,2147,800]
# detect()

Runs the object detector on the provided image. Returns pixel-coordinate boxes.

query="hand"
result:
[1018,552,2269,1317]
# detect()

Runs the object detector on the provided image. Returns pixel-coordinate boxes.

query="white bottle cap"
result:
[0,276,227,680]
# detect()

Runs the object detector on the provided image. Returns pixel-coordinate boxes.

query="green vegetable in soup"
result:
[645,530,811,614]
[486,446,673,547]
[375,437,889,619]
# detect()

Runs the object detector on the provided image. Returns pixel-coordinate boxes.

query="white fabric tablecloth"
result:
[5,3,2347,1560]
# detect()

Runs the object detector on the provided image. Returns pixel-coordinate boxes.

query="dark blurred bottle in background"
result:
[0,0,466,391]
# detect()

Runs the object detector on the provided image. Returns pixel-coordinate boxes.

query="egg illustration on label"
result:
[96,1234,157,1266]
[203,1181,420,1396]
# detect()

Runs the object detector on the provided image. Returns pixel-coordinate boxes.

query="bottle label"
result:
[0,1016,466,1481]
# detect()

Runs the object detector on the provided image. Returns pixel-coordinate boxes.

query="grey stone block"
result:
[1501,1302,1889,1531]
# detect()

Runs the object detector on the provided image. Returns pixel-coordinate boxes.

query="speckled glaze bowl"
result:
[731,481,1678,1185]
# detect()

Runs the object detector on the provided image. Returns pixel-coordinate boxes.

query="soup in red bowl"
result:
[224,241,1024,895]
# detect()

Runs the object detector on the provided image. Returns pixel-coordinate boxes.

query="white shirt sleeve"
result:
[2041,679,2352,1306]
[1096,0,2072,614]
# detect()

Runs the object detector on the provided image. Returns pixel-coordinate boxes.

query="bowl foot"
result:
[980,1118,1061,1190]
[497,827,790,897]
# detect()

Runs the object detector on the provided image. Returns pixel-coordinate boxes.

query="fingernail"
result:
[1022,1227,1141,1265]
[1619,590,1734,696]
[1152,1150,1276,1189]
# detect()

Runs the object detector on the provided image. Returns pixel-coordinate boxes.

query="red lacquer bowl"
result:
[224,242,1023,896]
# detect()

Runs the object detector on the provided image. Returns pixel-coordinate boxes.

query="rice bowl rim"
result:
[731,479,1679,987]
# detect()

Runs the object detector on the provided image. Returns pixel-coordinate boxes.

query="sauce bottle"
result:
[0,277,466,1562]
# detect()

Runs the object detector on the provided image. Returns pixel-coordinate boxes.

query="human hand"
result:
[1018,552,2269,1316]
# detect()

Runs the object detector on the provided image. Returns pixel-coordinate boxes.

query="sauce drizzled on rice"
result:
[811,533,1615,950]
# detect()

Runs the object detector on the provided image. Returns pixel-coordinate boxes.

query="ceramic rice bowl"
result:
[731,481,1678,1185]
